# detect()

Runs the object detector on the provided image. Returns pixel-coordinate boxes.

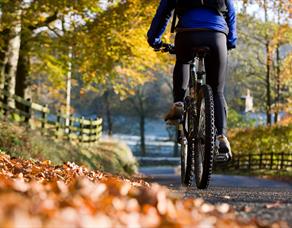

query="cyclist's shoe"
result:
[215,135,232,163]
[164,102,184,125]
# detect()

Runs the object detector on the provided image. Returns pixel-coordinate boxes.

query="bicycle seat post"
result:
[196,56,205,85]
[194,47,209,85]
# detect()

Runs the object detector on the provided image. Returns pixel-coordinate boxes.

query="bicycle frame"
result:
[180,54,207,140]
[190,53,207,97]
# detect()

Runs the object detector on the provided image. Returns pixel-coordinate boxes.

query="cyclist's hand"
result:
[153,41,163,51]
[147,38,163,51]
[161,43,175,54]
[227,43,236,50]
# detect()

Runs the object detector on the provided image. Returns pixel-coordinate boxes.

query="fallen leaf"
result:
[265,201,282,209]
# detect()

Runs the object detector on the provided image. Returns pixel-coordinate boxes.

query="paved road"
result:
[140,166,292,225]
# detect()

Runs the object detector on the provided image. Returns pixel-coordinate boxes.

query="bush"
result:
[227,108,256,129]
[228,124,292,155]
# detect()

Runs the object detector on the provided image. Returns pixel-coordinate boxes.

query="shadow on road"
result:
[140,166,292,224]
[139,166,292,189]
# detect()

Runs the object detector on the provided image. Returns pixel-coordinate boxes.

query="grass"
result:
[0,120,138,176]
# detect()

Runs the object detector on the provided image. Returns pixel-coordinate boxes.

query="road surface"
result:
[140,166,292,225]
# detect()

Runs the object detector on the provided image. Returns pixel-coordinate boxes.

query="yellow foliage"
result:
[281,52,292,82]
[77,0,173,97]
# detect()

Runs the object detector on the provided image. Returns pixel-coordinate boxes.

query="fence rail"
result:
[215,152,292,174]
[0,89,102,144]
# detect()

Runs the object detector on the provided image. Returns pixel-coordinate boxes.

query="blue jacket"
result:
[147,0,237,49]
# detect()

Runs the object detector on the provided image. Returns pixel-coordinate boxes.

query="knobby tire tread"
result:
[181,109,195,187]
[195,85,215,189]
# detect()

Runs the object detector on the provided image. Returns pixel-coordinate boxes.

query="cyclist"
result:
[147,0,237,161]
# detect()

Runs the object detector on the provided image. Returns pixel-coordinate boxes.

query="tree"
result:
[0,0,102,110]
[270,0,292,122]
[248,0,290,125]
[1,1,22,109]
[228,0,292,125]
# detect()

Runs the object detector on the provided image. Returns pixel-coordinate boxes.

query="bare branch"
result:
[28,11,58,31]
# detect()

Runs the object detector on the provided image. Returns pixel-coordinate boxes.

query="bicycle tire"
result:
[180,136,188,185]
[181,103,196,186]
[195,85,216,189]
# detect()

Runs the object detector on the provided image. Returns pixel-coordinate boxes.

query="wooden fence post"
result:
[270,152,274,170]
[90,118,94,144]
[280,152,284,170]
[3,91,9,117]
[55,109,61,139]
[236,155,240,170]
[24,98,32,126]
[79,116,84,143]
[259,152,263,169]
[96,117,102,142]
[67,114,74,141]
[41,104,48,135]
[248,153,252,171]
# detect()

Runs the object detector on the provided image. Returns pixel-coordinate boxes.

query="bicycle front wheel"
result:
[195,85,216,189]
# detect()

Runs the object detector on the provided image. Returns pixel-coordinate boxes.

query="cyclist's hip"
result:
[175,30,227,62]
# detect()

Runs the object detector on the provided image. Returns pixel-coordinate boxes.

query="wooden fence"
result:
[215,152,292,174]
[0,89,102,144]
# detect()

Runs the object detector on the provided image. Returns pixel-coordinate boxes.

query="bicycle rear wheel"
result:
[195,85,216,189]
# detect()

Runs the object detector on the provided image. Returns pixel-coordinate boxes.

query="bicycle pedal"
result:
[214,154,229,163]
[178,137,187,145]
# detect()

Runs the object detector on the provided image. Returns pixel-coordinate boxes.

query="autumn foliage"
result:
[0,153,287,227]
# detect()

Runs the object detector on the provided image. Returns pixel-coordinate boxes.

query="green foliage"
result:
[229,124,292,155]
[0,121,138,176]
[227,109,256,129]
[226,2,292,115]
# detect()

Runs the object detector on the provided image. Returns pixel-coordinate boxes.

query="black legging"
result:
[174,30,228,135]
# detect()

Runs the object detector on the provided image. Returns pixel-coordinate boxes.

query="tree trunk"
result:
[262,0,272,125]
[140,112,146,156]
[274,46,281,123]
[3,6,22,110]
[13,10,58,107]
[15,46,29,98]
[274,6,282,124]
[265,42,272,125]
[242,1,248,14]
[104,90,113,136]
[138,93,146,156]
[0,30,9,91]
[65,46,72,131]
[15,31,31,111]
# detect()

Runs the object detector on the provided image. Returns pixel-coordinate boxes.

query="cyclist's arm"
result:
[147,0,176,48]
[226,0,237,50]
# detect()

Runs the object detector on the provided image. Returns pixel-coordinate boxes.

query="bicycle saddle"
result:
[193,46,210,58]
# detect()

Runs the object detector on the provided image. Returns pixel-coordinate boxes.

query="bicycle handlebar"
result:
[155,43,175,55]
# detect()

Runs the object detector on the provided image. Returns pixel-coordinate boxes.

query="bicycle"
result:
[159,43,228,189]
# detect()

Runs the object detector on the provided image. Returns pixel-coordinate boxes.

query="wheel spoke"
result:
[198,98,206,163]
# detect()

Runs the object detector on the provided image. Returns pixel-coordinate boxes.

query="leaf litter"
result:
[0,153,288,228]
